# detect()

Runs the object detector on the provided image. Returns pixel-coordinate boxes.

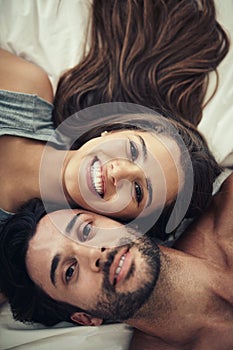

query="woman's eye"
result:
[134,182,143,205]
[82,223,92,242]
[65,263,76,283]
[129,140,139,161]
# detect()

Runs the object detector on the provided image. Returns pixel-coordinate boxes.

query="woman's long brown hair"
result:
[53,0,229,127]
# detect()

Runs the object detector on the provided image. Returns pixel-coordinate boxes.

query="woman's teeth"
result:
[91,159,104,197]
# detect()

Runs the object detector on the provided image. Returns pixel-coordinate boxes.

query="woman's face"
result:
[63,129,183,219]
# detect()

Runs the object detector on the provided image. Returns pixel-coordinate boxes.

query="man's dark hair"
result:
[0,199,82,326]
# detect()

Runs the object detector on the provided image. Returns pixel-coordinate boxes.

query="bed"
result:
[0,1,232,349]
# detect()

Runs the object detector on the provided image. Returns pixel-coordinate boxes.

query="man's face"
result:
[26,209,160,321]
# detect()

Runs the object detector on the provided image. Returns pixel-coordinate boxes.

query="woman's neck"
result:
[0,136,71,212]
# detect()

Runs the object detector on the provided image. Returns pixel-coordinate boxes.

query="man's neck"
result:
[127,173,233,348]
[125,246,215,343]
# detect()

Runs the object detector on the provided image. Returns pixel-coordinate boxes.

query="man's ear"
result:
[71,312,103,326]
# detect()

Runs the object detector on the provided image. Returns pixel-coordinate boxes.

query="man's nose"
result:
[107,159,141,185]
[75,245,107,272]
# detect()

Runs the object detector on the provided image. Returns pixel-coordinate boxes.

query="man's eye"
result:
[134,182,143,205]
[82,223,92,242]
[65,263,76,283]
[129,140,139,161]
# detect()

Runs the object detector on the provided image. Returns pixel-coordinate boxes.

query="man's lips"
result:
[109,248,131,286]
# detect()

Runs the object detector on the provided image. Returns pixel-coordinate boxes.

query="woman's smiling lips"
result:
[87,157,105,198]
[109,248,131,286]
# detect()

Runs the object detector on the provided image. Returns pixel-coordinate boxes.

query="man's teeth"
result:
[91,160,104,197]
[114,254,126,284]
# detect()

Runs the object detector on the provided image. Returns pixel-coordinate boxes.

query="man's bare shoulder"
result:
[194,172,233,234]
[176,173,233,251]
[129,330,180,350]
[211,172,233,237]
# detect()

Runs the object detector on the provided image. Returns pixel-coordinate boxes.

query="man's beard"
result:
[85,234,161,321]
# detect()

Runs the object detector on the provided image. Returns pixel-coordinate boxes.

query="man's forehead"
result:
[40,210,80,233]
[35,209,137,248]
[33,212,71,245]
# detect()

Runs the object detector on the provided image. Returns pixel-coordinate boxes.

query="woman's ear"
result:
[101,131,108,137]
[71,312,103,326]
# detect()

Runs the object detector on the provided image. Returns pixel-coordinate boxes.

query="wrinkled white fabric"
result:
[0,0,92,93]
[0,303,133,350]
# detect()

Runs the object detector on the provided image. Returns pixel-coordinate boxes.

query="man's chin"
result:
[89,236,161,322]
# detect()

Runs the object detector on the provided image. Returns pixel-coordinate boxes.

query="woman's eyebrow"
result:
[137,134,153,208]
[65,213,81,235]
[146,178,153,208]
[137,135,147,160]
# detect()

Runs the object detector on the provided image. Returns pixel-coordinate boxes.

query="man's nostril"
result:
[101,247,106,252]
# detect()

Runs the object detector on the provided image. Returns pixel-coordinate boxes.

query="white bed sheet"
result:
[198,0,233,167]
[0,1,232,349]
[0,0,92,93]
[0,303,132,350]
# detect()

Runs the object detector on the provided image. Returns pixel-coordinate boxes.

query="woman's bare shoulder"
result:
[0,49,53,103]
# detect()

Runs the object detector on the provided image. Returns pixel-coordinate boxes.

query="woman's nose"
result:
[108,159,141,185]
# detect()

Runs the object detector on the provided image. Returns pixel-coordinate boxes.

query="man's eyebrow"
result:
[50,254,61,286]
[65,213,81,235]
[137,135,153,208]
